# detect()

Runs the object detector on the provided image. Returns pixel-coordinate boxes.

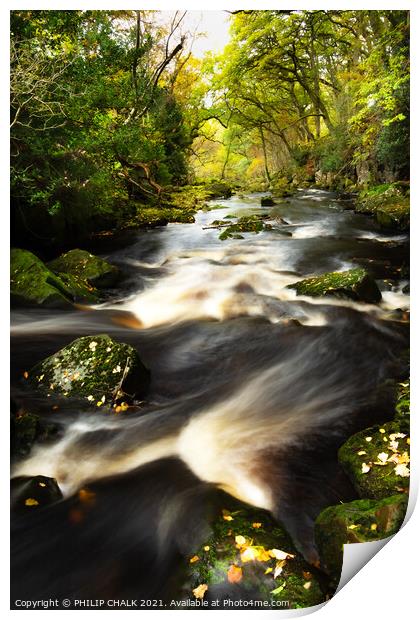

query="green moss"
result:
[28,334,150,405]
[338,420,410,499]
[180,500,326,609]
[355,183,409,231]
[11,411,57,458]
[395,380,410,422]
[216,215,272,241]
[10,248,99,306]
[48,249,119,288]
[315,494,407,585]
[288,268,382,303]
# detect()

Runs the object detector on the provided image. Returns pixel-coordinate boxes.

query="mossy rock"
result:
[10,248,99,307]
[395,380,410,423]
[28,334,150,405]
[218,216,272,241]
[338,420,410,500]
[11,475,63,514]
[48,249,119,289]
[315,494,408,585]
[288,268,382,304]
[11,410,57,458]
[180,501,326,609]
[355,184,410,231]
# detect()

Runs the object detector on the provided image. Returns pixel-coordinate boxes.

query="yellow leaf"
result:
[365,437,372,442]
[271,582,285,595]
[357,450,367,456]
[235,535,246,546]
[348,524,358,530]
[394,463,410,477]
[38,482,46,488]
[25,498,39,506]
[227,564,242,583]
[377,452,389,463]
[379,428,386,433]
[274,560,286,578]
[223,515,233,521]
[265,567,273,575]
[252,522,262,529]
[192,584,208,599]
[203,546,210,552]
[361,462,371,473]
[303,581,312,590]
[371,523,377,531]
[240,547,259,563]
[189,555,200,563]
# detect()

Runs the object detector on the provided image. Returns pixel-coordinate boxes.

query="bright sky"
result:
[159,10,232,58]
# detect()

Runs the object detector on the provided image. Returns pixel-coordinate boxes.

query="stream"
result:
[11,189,410,603]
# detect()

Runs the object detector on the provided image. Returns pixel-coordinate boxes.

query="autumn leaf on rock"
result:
[235,535,246,546]
[189,555,200,563]
[25,498,39,506]
[192,584,208,599]
[227,564,243,583]
[269,548,295,560]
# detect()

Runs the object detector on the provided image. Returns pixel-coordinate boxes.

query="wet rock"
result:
[261,197,276,206]
[10,248,99,307]
[48,249,120,289]
[218,216,272,241]
[11,406,57,458]
[287,268,382,304]
[28,334,150,405]
[11,475,63,513]
[179,501,326,609]
[338,419,410,500]
[315,494,407,586]
[394,380,410,423]
[355,183,410,231]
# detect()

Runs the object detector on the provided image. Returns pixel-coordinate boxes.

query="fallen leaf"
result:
[271,582,286,595]
[371,523,377,531]
[192,584,208,599]
[274,560,286,578]
[78,488,96,504]
[252,522,262,529]
[203,546,210,552]
[394,463,410,477]
[240,547,259,563]
[189,555,200,563]
[25,498,39,506]
[223,515,233,521]
[357,450,367,456]
[348,524,358,530]
[235,535,247,546]
[365,437,372,442]
[303,581,312,590]
[38,482,46,488]
[361,462,371,473]
[227,564,243,584]
[265,567,273,575]
[302,571,312,579]
[379,428,386,433]
[269,549,294,560]
[377,452,389,463]
[23,371,29,379]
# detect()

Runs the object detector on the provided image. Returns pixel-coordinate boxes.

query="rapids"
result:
[11,189,409,601]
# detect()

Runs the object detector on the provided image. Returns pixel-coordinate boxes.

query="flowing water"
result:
[11,189,409,602]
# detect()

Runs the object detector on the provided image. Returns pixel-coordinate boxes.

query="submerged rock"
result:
[10,248,99,307]
[48,249,119,289]
[315,494,407,586]
[28,334,150,405]
[11,475,63,513]
[288,268,382,303]
[180,501,326,609]
[338,419,410,500]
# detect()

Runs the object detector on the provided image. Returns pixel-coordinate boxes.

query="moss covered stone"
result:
[48,249,119,289]
[217,216,272,241]
[180,501,326,609]
[261,197,276,206]
[315,494,407,585]
[338,419,410,499]
[288,268,382,303]
[28,334,150,405]
[11,475,63,513]
[11,410,57,458]
[11,248,99,307]
[395,380,410,423]
[355,183,410,231]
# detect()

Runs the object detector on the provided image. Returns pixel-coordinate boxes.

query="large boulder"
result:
[10,248,99,307]
[48,249,120,289]
[179,501,326,609]
[338,419,410,500]
[287,268,382,304]
[28,334,150,405]
[315,494,407,586]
